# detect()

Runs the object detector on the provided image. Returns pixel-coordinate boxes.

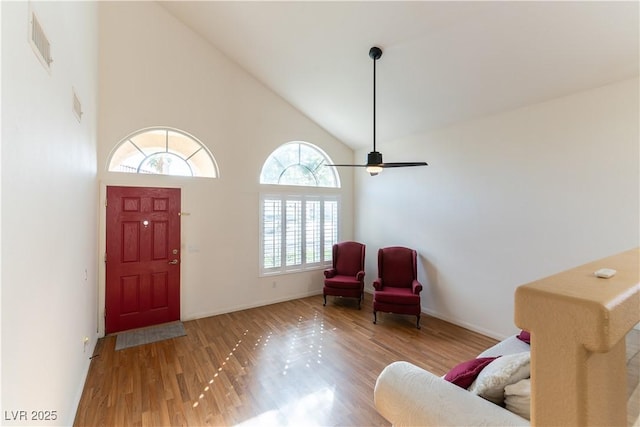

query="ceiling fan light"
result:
[366,165,383,176]
[366,151,383,175]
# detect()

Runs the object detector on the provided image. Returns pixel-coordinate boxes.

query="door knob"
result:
[168,259,179,265]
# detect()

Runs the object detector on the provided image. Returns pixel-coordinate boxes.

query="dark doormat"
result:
[115,321,186,351]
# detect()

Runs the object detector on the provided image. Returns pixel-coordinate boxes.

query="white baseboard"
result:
[420,307,508,341]
[182,290,323,322]
[362,290,508,341]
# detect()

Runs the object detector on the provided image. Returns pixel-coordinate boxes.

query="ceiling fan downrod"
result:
[370,46,382,155]
[367,47,384,175]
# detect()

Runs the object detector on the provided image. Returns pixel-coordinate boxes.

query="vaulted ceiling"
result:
[161,1,639,149]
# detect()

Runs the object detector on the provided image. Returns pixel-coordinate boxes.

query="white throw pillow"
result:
[468,351,530,404]
[505,378,531,420]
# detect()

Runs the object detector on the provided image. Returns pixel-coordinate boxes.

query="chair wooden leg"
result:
[416,315,421,329]
[323,295,326,306]
[358,294,362,310]
[373,311,377,324]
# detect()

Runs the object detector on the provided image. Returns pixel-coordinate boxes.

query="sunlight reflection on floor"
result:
[192,330,249,408]
[193,310,337,423]
[283,312,325,375]
[234,387,335,427]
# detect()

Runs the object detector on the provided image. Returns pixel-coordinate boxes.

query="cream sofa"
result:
[374,335,531,426]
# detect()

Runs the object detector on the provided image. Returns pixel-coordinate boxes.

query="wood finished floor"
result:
[75,293,640,426]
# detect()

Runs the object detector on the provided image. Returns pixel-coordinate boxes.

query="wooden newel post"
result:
[515,248,639,427]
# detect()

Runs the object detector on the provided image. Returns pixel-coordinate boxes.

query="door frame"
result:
[97,180,183,336]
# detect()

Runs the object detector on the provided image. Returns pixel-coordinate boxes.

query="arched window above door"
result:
[108,127,219,178]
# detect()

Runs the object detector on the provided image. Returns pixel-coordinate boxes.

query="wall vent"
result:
[72,89,83,122]
[29,11,53,72]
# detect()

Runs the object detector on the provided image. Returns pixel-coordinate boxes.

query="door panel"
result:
[106,186,181,334]
[121,275,141,314]
[122,222,141,262]
[152,221,169,259]
[150,272,169,308]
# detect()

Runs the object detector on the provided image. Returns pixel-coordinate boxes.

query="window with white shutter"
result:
[323,200,338,262]
[260,195,339,275]
[305,200,321,265]
[285,200,302,267]
[259,142,340,276]
[262,198,282,271]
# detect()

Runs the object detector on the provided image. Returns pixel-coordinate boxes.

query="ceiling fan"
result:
[328,46,428,176]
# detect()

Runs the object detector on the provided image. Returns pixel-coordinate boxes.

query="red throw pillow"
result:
[444,356,499,389]
[517,330,531,344]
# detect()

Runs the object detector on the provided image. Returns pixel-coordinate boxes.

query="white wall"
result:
[356,77,639,339]
[0,2,3,417]
[1,2,98,425]
[97,2,355,333]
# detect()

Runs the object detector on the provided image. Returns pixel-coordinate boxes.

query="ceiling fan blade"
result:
[325,164,367,167]
[381,162,429,168]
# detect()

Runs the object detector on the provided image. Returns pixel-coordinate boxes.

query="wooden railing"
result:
[515,248,639,426]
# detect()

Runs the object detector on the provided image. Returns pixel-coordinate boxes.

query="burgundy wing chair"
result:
[373,246,423,329]
[323,241,365,309]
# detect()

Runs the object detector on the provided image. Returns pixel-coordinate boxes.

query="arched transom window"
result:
[108,127,218,178]
[260,141,339,188]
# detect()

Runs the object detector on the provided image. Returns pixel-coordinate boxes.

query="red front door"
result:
[106,186,181,334]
